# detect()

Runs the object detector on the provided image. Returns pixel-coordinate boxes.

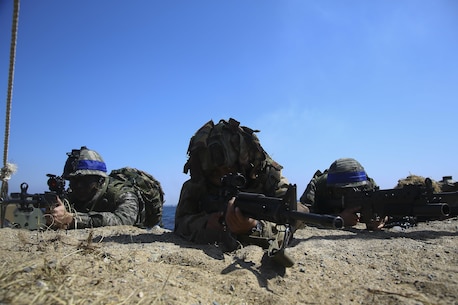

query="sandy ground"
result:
[0,217,457,305]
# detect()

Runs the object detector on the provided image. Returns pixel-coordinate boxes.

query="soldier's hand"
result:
[50,199,73,229]
[339,206,361,227]
[225,197,257,234]
[365,216,388,231]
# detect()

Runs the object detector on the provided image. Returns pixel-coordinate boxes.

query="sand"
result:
[0,217,457,305]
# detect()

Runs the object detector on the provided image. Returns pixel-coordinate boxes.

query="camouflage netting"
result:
[395,174,441,193]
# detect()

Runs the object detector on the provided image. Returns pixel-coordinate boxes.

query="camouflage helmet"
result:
[184,118,270,180]
[395,174,441,192]
[62,146,108,179]
[326,158,368,188]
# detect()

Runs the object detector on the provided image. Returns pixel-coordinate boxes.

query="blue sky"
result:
[0,0,457,206]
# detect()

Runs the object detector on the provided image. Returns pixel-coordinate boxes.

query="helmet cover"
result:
[63,146,108,178]
[326,158,368,187]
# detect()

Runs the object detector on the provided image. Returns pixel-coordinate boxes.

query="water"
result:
[161,205,176,230]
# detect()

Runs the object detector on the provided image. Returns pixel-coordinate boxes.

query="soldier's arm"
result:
[71,192,139,228]
[174,180,230,244]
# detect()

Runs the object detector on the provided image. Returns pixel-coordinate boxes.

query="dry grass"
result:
[0,220,457,305]
[0,229,172,305]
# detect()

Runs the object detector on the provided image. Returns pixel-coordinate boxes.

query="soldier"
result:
[395,174,441,192]
[48,146,161,229]
[300,158,385,230]
[174,118,308,266]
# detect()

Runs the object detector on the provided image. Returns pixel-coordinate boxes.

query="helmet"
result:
[395,174,441,193]
[184,118,269,179]
[62,146,108,179]
[326,158,368,188]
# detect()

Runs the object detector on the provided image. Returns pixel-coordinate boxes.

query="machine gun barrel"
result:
[426,191,458,217]
[287,210,344,229]
[411,203,449,217]
[235,191,344,229]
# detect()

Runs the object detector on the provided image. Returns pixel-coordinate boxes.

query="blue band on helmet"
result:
[77,160,107,173]
[327,171,367,185]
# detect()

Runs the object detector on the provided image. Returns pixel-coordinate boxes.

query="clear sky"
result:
[0,0,457,206]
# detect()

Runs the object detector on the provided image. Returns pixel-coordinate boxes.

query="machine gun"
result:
[202,173,343,259]
[325,178,451,225]
[421,184,458,218]
[0,174,68,230]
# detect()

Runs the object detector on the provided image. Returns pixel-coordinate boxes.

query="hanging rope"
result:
[1,0,20,201]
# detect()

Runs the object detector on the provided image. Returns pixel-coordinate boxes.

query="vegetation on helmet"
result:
[395,174,441,193]
[184,118,277,181]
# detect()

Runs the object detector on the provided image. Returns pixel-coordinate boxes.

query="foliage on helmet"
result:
[62,146,108,179]
[395,174,441,192]
[183,118,274,180]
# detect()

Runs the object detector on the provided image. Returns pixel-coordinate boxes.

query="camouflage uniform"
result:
[174,119,293,253]
[175,165,290,250]
[63,146,143,229]
[68,177,141,228]
[300,158,378,215]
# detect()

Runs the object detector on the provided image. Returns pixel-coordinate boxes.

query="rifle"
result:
[0,174,68,230]
[202,173,344,258]
[325,178,451,224]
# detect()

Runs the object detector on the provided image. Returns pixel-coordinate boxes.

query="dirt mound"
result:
[0,219,457,304]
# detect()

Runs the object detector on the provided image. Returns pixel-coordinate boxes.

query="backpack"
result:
[109,167,165,227]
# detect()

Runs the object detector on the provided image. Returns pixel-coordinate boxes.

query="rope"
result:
[1,0,20,226]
